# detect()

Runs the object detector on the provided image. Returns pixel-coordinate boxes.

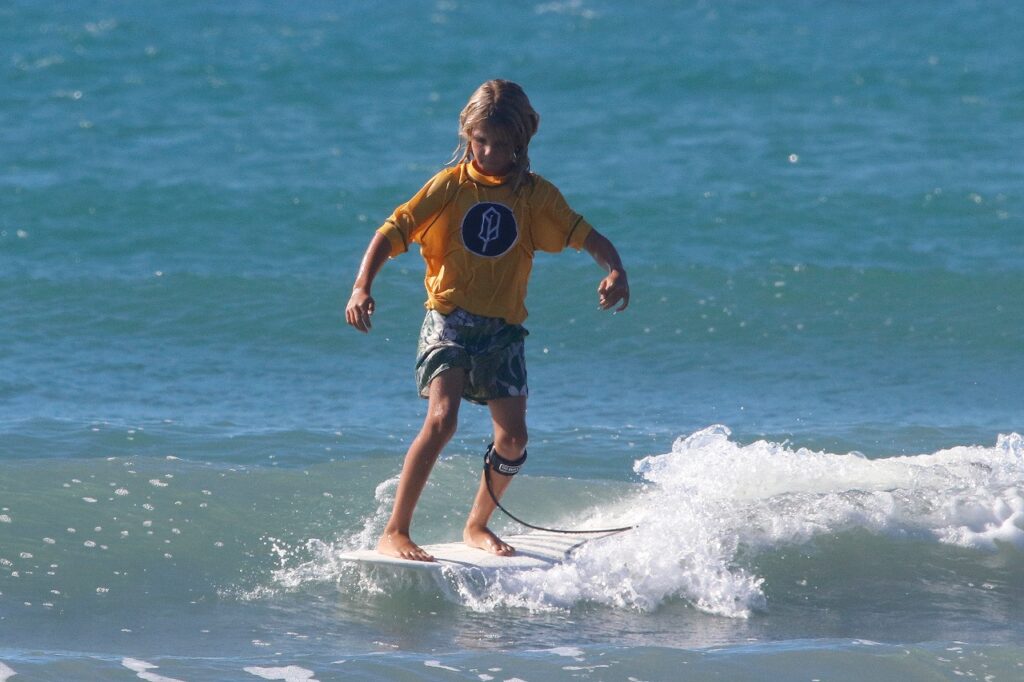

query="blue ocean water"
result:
[2,1,1022,679]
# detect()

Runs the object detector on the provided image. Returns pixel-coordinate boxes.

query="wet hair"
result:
[453,80,540,191]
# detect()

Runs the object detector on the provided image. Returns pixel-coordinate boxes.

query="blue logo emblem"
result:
[461,202,517,257]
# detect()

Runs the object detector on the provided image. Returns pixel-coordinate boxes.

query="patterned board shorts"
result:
[415,308,529,405]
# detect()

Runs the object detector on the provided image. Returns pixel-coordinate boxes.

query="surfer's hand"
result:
[346,288,375,333]
[598,270,629,312]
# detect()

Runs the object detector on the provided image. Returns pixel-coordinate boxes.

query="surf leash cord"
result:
[484,465,635,536]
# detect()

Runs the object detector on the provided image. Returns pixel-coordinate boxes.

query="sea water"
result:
[2,1,1022,679]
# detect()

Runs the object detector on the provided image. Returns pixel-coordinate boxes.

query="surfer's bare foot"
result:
[377,531,434,562]
[463,524,515,556]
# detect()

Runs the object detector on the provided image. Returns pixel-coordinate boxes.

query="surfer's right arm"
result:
[347,170,456,333]
[345,232,392,333]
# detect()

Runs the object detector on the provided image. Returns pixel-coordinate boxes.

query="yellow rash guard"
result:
[376,162,593,324]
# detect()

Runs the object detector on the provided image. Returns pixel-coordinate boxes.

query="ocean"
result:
[2,0,1022,679]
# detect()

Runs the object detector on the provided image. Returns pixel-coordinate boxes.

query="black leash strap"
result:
[484,466,635,536]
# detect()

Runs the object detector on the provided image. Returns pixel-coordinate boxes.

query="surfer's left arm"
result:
[583,229,630,312]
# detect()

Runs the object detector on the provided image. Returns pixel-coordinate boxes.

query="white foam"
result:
[473,427,1022,617]
[122,658,187,682]
[632,427,1024,551]
[936,488,1024,550]
[278,427,1023,618]
[0,662,17,682]
[243,666,319,681]
[268,475,400,593]
[534,647,585,658]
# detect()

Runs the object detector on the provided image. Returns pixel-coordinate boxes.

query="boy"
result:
[346,80,629,561]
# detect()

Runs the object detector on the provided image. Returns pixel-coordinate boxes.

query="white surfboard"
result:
[338,531,613,573]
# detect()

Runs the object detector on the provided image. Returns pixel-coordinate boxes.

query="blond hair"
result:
[453,80,540,192]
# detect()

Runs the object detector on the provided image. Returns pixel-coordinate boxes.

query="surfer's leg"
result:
[463,395,527,556]
[378,369,466,562]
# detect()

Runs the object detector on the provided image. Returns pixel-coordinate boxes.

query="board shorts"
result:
[415,308,528,405]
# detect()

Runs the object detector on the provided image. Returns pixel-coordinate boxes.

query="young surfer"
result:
[345,79,629,561]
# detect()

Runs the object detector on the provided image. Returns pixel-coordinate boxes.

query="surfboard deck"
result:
[337,531,604,572]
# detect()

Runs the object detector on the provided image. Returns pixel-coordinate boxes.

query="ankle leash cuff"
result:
[483,443,527,476]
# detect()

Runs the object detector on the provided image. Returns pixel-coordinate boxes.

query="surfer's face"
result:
[469,123,514,177]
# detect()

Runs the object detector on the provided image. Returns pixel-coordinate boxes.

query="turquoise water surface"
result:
[2,1,1022,679]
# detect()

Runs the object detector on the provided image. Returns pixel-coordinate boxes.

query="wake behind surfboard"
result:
[337,531,616,573]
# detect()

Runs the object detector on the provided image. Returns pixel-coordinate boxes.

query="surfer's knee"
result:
[484,442,527,477]
[422,406,459,444]
[493,429,527,460]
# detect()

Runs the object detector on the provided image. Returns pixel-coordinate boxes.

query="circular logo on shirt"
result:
[461,202,518,258]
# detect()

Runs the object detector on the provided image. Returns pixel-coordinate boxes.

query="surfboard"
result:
[337,531,610,572]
